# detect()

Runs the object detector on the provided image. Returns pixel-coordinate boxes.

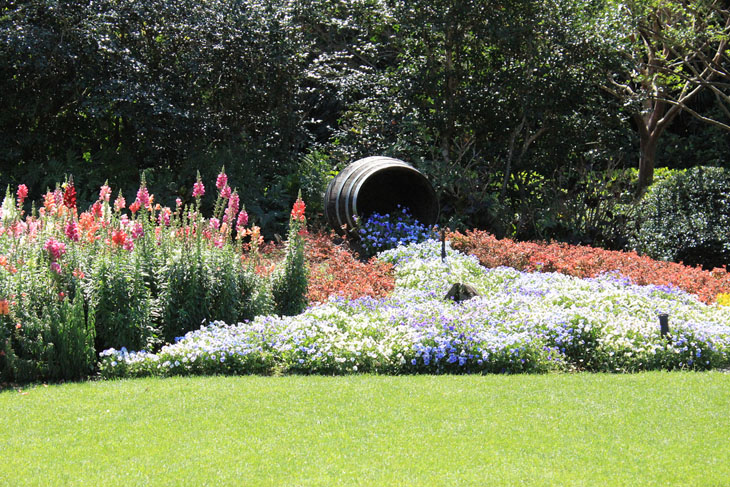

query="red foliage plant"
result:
[449,229,730,304]
[304,231,395,304]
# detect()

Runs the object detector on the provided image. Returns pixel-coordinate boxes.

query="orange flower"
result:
[0,299,9,315]
[291,198,306,222]
[111,230,128,246]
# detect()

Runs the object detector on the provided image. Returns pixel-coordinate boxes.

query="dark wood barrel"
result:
[324,156,439,235]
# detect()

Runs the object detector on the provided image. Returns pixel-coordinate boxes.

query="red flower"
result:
[111,230,128,247]
[129,201,141,214]
[291,198,306,222]
[63,181,77,209]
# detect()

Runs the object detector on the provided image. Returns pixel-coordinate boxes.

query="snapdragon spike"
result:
[63,181,77,209]
[291,198,306,222]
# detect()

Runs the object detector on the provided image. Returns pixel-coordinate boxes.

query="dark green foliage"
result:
[632,167,730,269]
[541,168,639,249]
[0,0,310,230]
[2,0,728,242]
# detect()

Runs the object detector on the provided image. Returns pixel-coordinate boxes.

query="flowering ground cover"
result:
[450,229,730,303]
[100,240,730,378]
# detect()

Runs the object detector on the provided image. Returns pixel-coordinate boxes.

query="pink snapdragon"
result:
[209,217,220,230]
[136,185,150,208]
[158,207,172,226]
[193,181,205,198]
[236,208,249,230]
[114,193,126,212]
[44,238,67,261]
[224,191,240,224]
[16,184,28,204]
[92,201,103,218]
[216,170,228,191]
[131,222,144,239]
[64,221,80,242]
[99,184,112,202]
[220,185,232,200]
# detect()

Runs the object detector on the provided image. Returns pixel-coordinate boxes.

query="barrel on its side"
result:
[324,156,439,235]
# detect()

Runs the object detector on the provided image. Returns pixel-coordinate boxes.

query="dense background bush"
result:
[2,0,728,245]
[631,167,730,269]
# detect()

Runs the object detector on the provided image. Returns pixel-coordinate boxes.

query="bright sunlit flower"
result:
[16,184,28,204]
[99,183,112,202]
[216,169,228,191]
[291,197,306,222]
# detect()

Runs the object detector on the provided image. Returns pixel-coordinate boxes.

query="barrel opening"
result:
[356,167,438,225]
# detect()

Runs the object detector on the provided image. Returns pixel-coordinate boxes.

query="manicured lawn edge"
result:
[2,372,729,486]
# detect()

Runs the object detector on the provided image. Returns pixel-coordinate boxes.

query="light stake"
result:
[441,228,446,262]
[659,313,669,337]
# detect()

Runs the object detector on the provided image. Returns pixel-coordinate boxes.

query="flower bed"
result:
[100,241,730,378]
[449,229,730,303]
[0,172,309,383]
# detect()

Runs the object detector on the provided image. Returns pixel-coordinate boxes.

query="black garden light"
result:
[658,313,670,337]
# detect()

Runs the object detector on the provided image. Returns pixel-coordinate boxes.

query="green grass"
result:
[1,372,729,486]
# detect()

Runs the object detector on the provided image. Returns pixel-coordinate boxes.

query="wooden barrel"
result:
[324,156,439,235]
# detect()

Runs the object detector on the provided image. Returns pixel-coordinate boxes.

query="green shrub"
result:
[91,250,157,353]
[272,195,309,316]
[632,166,730,269]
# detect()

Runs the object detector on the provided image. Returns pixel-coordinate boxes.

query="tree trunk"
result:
[637,132,659,194]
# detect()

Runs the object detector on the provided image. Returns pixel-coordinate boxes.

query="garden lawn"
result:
[1,373,729,486]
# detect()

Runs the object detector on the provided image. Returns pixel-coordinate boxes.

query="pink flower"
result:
[216,171,228,191]
[176,198,182,209]
[136,186,150,208]
[209,217,220,230]
[99,184,111,202]
[44,238,67,261]
[11,221,27,238]
[129,201,141,214]
[64,221,80,242]
[225,191,240,224]
[220,185,232,200]
[192,181,205,198]
[50,262,62,274]
[16,184,28,203]
[92,201,103,217]
[236,209,249,230]
[114,194,126,212]
[131,222,144,239]
[158,207,172,226]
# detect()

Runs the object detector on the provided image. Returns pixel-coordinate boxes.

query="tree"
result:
[318,0,630,236]
[600,0,730,193]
